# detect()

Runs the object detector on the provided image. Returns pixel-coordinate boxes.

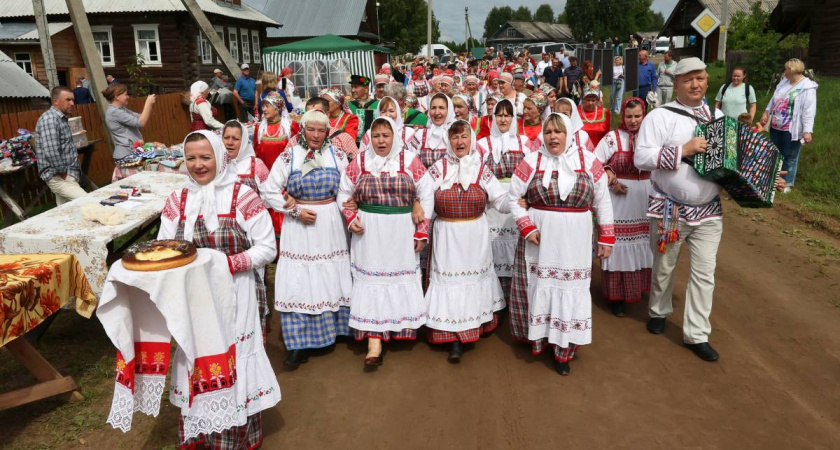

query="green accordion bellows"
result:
[693,116,740,181]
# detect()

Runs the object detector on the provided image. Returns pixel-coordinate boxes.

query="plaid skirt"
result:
[178,412,262,450]
[354,328,418,341]
[602,268,651,303]
[427,314,500,344]
[280,307,351,350]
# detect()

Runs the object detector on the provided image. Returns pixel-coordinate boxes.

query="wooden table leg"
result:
[0,337,84,410]
[0,184,27,227]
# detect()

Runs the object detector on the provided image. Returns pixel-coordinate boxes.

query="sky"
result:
[435,0,680,43]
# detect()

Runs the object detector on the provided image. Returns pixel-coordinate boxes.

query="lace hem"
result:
[181,387,241,441]
[134,374,166,417]
[106,383,135,433]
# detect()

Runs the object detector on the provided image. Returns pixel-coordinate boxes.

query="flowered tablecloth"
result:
[0,172,187,296]
[0,253,97,347]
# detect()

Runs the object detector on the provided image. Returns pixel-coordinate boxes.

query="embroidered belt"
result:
[297,198,336,205]
[531,205,590,213]
[617,173,651,180]
[436,215,482,222]
[358,204,412,214]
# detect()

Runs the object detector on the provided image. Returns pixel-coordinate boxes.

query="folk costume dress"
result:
[508,114,615,362]
[338,117,434,341]
[253,93,293,171]
[407,93,456,169]
[556,98,594,152]
[189,81,223,132]
[358,96,416,154]
[579,104,611,148]
[475,100,533,293]
[228,121,270,198]
[423,121,508,344]
[264,134,353,351]
[593,99,653,303]
[158,131,281,449]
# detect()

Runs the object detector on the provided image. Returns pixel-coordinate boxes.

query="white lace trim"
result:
[134,374,166,417]
[181,387,242,441]
[106,383,134,433]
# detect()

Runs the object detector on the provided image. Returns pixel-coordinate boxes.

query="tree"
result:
[534,4,555,23]
[563,0,663,42]
[556,12,567,24]
[378,0,441,55]
[483,6,514,38]
[512,6,533,21]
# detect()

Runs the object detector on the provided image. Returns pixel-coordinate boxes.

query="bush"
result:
[727,3,785,90]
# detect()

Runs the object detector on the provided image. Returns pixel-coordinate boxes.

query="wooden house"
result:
[0,0,278,93]
[487,21,576,50]
[770,0,838,76]
[0,49,50,114]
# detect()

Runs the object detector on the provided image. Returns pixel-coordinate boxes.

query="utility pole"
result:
[32,0,58,90]
[181,0,241,78]
[427,0,432,59]
[465,7,468,52]
[718,0,729,61]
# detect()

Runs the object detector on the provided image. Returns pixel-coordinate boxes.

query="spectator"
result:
[234,63,256,122]
[535,52,551,79]
[561,51,572,69]
[106,74,117,84]
[563,56,584,102]
[103,83,156,165]
[610,56,625,114]
[35,86,86,205]
[209,68,235,122]
[73,78,94,105]
[636,50,657,109]
[542,58,564,90]
[760,58,818,192]
[714,66,756,121]
[657,51,676,106]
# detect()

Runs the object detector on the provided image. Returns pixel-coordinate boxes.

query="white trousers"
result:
[46,175,87,205]
[648,218,722,344]
[657,87,674,107]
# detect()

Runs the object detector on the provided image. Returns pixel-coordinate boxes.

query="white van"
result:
[418,44,454,59]
[654,37,670,54]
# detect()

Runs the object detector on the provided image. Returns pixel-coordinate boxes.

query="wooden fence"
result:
[724,48,809,81]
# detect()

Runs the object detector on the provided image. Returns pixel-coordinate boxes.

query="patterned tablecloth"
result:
[0,172,187,297]
[0,253,97,347]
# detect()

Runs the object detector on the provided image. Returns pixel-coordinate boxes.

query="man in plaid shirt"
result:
[36,86,86,205]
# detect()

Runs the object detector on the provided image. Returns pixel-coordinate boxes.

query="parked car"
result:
[654,37,670,54]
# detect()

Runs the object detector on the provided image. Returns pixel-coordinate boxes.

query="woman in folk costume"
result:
[553,97,594,152]
[338,117,434,368]
[263,110,353,368]
[407,93,456,169]
[451,92,480,135]
[158,130,280,449]
[463,74,484,118]
[253,91,293,170]
[423,120,508,361]
[358,96,416,153]
[578,86,611,147]
[222,120,270,197]
[189,81,224,131]
[508,113,615,376]
[593,97,652,317]
[520,92,550,149]
[476,93,503,140]
[475,99,532,297]
[321,87,360,143]
[407,65,431,112]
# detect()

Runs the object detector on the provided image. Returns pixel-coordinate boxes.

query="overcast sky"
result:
[435,0,679,42]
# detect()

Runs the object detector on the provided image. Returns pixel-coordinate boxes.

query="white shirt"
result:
[536,60,551,77]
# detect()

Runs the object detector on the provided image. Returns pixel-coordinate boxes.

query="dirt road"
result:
[8,200,840,450]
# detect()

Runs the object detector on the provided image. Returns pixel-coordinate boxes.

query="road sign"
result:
[691,8,721,38]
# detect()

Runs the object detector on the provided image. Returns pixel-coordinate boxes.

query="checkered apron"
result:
[484,138,525,180]
[418,129,448,169]
[285,147,341,200]
[352,150,419,341]
[606,130,649,180]
[509,149,593,360]
[175,184,266,450]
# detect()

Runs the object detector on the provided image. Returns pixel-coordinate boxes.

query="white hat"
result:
[213,68,222,74]
[673,57,706,76]
[240,63,250,70]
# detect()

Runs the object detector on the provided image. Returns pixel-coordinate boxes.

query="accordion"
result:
[692,117,783,208]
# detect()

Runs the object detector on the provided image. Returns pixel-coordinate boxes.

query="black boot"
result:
[448,341,463,362]
[609,300,626,317]
[646,317,666,334]
[284,349,309,367]
[554,360,571,376]
[685,342,720,362]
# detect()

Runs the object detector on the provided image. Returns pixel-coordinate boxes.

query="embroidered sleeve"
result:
[336,134,360,158]
[516,216,537,238]
[513,159,534,183]
[589,158,606,183]
[227,253,253,274]
[656,145,681,170]
[344,157,362,185]
[406,130,422,153]
[157,190,181,239]
[337,158,360,226]
[237,187,267,222]
[254,158,270,183]
[414,218,431,240]
[278,148,293,165]
[341,208,358,228]
[597,224,616,246]
[481,165,493,183]
[408,156,427,182]
[591,161,616,246]
[161,191,180,221]
[427,162,442,181]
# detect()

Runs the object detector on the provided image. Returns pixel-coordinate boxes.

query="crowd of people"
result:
[30,45,818,448]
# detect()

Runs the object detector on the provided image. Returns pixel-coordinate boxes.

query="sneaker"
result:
[783,186,792,194]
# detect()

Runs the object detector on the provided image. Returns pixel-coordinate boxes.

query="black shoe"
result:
[554,361,571,376]
[448,341,463,362]
[685,342,719,362]
[283,349,309,367]
[609,301,626,317]
[646,317,666,334]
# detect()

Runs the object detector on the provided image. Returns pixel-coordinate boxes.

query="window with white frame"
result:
[228,27,239,62]
[14,53,33,76]
[288,58,352,100]
[214,25,225,64]
[240,29,250,64]
[91,26,114,66]
[251,30,261,63]
[198,31,212,64]
[133,24,161,65]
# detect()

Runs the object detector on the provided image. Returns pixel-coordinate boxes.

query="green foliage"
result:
[556,12,567,24]
[378,0,441,55]
[780,33,810,50]
[484,6,514,38]
[727,3,784,90]
[125,54,153,97]
[563,0,661,41]
[534,4,555,23]
[512,6,533,21]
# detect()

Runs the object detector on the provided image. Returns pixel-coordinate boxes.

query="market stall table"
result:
[0,171,187,296]
[0,253,97,410]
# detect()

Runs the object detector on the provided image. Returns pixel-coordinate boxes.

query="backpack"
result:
[720,82,751,113]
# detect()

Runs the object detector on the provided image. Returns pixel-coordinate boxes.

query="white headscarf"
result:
[298,109,332,177]
[182,130,238,240]
[538,113,579,200]
[441,119,480,191]
[425,93,455,149]
[190,81,209,103]
[366,117,403,178]
[223,120,256,164]
[555,97,585,135]
[489,99,519,164]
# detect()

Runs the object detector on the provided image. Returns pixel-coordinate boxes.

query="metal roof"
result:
[495,21,576,42]
[699,0,778,19]
[242,0,367,38]
[0,0,278,26]
[0,50,50,98]
[0,22,72,41]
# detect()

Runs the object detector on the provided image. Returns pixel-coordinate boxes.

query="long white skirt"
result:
[348,212,427,332]
[601,178,653,272]
[487,179,518,277]
[525,209,594,348]
[274,202,353,314]
[426,216,506,332]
